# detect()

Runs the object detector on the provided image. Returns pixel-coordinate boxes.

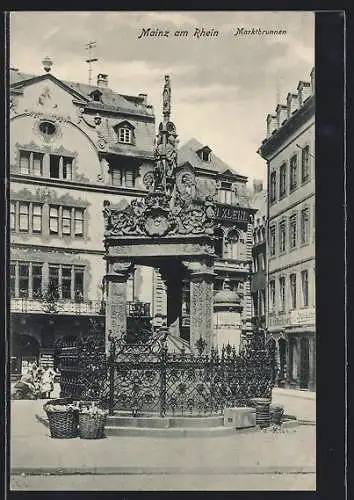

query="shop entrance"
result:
[299,337,310,389]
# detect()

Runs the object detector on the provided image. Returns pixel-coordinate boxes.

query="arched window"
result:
[225,229,245,260]
[214,227,224,258]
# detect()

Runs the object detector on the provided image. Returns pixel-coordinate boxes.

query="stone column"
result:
[104,260,134,353]
[184,261,215,351]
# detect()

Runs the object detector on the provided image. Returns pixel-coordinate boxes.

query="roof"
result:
[178,138,242,176]
[10,69,154,118]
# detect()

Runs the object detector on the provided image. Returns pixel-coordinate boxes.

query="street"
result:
[9,399,316,491]
[11,472,316,491]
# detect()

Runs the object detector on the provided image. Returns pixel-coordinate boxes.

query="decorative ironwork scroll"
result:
[59,333,273,417]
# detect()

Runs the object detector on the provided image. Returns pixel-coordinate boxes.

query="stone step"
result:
[106,415,224,429]
[104,425,247,438]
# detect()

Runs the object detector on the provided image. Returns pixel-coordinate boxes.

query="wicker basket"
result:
[78,412,108,439]
[44,401,79,439]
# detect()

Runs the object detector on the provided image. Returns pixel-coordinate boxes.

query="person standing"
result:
[40,367,57,399]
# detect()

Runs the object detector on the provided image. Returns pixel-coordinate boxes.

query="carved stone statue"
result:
[162,75,171,119]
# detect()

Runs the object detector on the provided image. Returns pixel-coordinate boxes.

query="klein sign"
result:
[214,204,250,223]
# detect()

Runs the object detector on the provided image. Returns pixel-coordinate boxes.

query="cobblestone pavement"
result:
[10,472,316,491]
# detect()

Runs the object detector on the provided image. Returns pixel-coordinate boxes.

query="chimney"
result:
[276,104,288,127]
[97,73,108,88]
[266,114,277,138]
[253,179,263,193]
[138,93,147,104]
[310,67,315,94]
[286,92,299,118]
[297,80,312,106]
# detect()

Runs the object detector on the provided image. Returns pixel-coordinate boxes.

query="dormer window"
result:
[90,89,103,102]
[197,146,212,162]
[119,127,132,144]
[114,121,135,145]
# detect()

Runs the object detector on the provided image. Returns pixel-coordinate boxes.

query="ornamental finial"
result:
[162,74,171,122]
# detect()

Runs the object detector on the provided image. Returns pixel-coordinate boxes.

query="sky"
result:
[9,11,314,186]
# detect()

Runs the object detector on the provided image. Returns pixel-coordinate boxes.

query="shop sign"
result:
[39,352,54,370]
[267,313,290,327]
[290,308,316,326]
[214,204,250,223]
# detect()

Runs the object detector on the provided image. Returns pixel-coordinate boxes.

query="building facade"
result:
[10,62,256,373]
[177,139,255,344]
[9,62,156,374]
[250,180,267,330]
[258,67,316,391]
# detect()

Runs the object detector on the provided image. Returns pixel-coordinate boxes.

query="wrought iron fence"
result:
[58,332,273,417]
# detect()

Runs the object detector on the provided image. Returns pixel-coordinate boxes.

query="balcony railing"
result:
[11,298,151,317]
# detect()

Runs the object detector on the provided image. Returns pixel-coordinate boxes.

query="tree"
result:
[41,281,63,314]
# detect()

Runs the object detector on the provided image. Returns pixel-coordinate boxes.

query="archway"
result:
[11,334,40,375]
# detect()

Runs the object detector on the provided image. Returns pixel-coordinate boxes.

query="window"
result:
[63,157,73,180]
[61,208,71,235]
[74,268,84,302]
[50,155,60,178]
[279,163,287,198]
[226,231,245,260]
[269,280,275,311]
[301,270,309,306]
[49,205,85,238]
[18,263,29,298]
[48,265,59,291]
[62,266,72,299]
[269,225,276,256]
[270,171,276,203]
[279,276,286,311]
[11,262,44,299]
[111,168,135,188]
[74,209,84,236]
[118,127,132,144]
[290,154,298,191]
[19,151,30,175]
[11,201,43,234]
[201,150,210,161]
[10,263,16,297]
[32,264,43,298]
[47,264,85,301]
[49,154,73,180]
[32,204,42,233]
[39,121,56,137]
[258,253,265,271]
[125,170,134,188]
[49,206,59,234]
[301,145,310,183]
[33,153,44,177]
[19,203,29,232]
[10,202,15,231]
[279,220,286,253]
[218,188,233,205]
[289,214,297,248]
[300,208,310,244]
[290,273,297,309]
[112,169,123,186]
